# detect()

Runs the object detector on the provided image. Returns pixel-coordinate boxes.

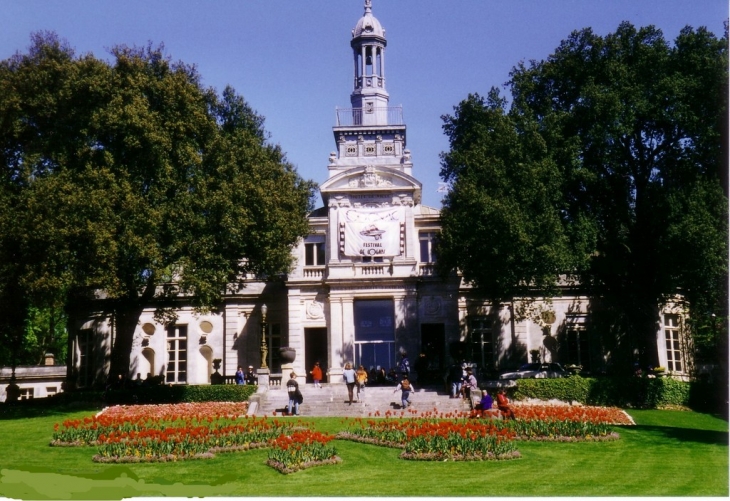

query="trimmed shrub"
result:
[513,376,703,410]
[103,384,257,405]
[512,377,591,403]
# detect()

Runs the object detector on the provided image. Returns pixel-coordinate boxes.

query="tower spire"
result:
[364,0,372,14]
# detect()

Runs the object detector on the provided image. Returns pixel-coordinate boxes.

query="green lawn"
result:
[0,405,726,499]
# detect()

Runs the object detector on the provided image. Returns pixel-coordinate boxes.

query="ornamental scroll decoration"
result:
[424,296,443,317]
[306,300,324,320]
[348,166,393,188]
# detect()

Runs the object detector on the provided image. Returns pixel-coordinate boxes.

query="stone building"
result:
[1,354,65,402]
[68,1,691,389]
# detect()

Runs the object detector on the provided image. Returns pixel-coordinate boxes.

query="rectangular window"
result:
[565,328,590,369]
[419,232,438,263]
[305,242,325,266]
[19,388,33,400]
[46,386,58,396]
[664,314,683,372]
[362,256,384,263]
[77,329,93,388]
[469,316,495,371]
[166,325,188,384]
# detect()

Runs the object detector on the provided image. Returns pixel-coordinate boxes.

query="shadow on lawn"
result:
[0,401,103,420]
[629,425,728,446]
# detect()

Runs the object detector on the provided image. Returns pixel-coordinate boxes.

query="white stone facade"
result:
[67,1,691,389]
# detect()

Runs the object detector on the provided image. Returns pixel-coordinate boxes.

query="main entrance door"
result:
[304,328,328,383]
[420,323,445,384]
[354,299,395,371]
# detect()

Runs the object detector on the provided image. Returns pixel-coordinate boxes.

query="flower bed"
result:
[52,402,251,445]
[338,404,630,460]
[51,402,292,463]
[401,420,520,461]
[338,416,520,461]
[497,405,630,441]
[266,430,340,474]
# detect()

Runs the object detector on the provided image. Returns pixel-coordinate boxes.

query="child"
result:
[394,374,414,409]
[310,362,323,388]
[356,365,368,401]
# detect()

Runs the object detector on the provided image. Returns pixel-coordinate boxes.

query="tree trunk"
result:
[107,302,146,385]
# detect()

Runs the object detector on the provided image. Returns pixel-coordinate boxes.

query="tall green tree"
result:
[0,33,317,384]
[438,90,588,302]
[439,23,728,373]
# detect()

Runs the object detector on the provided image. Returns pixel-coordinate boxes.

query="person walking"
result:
[310,361,323,388]
[342,362,357,405]
[394,373,414,409]
[398,352,411,377]
[355,365,368,401]
[234,366,245,385]
[286,372,302,416]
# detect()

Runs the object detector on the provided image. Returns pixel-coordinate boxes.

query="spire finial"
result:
[364,0,372,14]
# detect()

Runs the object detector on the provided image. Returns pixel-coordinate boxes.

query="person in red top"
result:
[496,388,516,420]
[310,362,323,388]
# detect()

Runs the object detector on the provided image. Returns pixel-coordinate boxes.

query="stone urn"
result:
[279,347,296,364]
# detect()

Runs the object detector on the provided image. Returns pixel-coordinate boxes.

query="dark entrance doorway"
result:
[354,299,395,372]
[304,328,328,383]
[420,323,445,383]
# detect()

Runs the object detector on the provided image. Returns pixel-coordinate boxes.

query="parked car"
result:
[498,363,567,380]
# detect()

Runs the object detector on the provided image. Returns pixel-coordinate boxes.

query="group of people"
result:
[447,362,479,401]
[342,352,414,408]
[475,388,515,419]
[267,351,515,419]
[342,362,370,405]
[234,365,258,385]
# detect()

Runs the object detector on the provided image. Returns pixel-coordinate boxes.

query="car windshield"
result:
[518,363,542,371]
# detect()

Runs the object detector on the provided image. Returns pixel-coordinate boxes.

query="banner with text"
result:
[341,207,403,257]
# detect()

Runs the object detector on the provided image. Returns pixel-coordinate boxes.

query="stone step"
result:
[252,384,473,417]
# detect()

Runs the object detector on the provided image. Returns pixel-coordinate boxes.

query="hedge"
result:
[511,376,724,413]
[101,384,258,405]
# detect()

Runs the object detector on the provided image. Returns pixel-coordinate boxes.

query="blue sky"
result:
[1,1,726,208]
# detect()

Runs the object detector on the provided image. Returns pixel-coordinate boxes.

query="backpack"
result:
[400,379,411,391]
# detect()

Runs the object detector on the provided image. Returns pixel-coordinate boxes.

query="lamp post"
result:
[260,304,268,369]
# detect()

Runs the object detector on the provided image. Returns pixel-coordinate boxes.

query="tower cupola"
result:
[349,0,390,121]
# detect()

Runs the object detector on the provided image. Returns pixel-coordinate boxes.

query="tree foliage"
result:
[0,33,317,380]
[438,90,586,302]
[438,23,728,371]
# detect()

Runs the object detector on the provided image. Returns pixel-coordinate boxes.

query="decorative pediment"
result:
[348,165,393,188]
[321,165,421,203]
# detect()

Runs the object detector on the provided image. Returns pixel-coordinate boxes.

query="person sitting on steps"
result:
[496,388,516,420]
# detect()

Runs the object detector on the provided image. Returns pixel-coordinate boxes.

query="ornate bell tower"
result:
[327,0,416,193]
[349,0,389,122]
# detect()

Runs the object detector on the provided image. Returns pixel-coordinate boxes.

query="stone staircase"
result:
[251,383,473,417]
